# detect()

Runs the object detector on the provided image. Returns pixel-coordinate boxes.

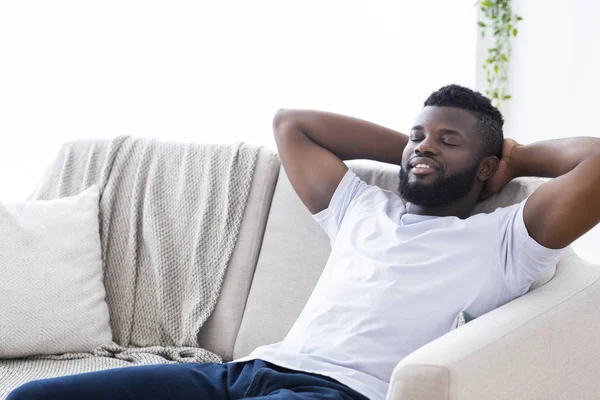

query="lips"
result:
[411,166,436,176]
[409,157,440,170]
[406,157,440,177]
[409,157,439,169]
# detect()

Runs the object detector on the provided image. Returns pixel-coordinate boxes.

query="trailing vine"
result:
[476,0,522,108]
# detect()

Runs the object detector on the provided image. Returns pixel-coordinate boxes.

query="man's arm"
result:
[273,109,408,214]
[504,137,600,249]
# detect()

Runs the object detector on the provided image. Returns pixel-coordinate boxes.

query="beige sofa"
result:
[9,143,600,399]
[203,148,600,400]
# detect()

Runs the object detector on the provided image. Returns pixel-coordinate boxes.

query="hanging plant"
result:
[476,0,522,108]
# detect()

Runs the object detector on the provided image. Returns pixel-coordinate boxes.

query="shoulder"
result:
[468,201,523,225]
[346,170,406,213]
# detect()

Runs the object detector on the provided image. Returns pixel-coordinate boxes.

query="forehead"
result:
[413,106,478,136]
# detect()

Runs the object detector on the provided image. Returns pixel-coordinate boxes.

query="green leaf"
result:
[503,94,512,100]
[477,21,486,27]
[494,64,499,74]
[516,15,523,21]
[481,0,492,7]
[501,54,508,62]
[512,28,518,36]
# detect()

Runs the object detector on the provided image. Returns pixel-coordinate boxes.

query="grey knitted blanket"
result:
[0,136,260,398]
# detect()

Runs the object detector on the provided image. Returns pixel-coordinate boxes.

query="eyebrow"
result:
[411,126,464,137]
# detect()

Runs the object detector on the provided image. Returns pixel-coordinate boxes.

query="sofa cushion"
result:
[197,147,280,361]
[0,185,112,358]
[233,160,556,359]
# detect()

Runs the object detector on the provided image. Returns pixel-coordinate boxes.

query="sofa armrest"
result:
[386,253,600,400]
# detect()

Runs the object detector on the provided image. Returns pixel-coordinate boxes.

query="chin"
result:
[406,180,437,190]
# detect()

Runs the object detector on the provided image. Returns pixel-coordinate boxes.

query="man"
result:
[9,85,600,400]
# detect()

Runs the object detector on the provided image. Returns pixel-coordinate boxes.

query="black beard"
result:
[398,161,480,208]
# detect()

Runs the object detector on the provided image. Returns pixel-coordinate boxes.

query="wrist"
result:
[507,143,528,178]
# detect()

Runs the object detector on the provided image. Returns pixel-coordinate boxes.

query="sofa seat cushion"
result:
[0,357,132,399]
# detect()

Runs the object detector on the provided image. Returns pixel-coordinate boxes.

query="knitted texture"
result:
[1,136,260,398]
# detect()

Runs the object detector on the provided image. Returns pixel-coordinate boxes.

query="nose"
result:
[414,135,438,156]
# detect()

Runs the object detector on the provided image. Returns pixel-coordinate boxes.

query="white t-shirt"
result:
[234,169,565,400]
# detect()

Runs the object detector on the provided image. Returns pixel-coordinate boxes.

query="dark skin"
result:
[274,106,600,250]
[401,106,498,219]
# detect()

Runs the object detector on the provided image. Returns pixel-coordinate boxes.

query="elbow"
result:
[273,108,291,124]
[272,109,296,137]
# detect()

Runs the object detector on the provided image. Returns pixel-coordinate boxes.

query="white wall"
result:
[477,0,600,263]
[0,1,478,202]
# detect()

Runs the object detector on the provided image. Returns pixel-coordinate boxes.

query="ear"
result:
[477,156,500,181]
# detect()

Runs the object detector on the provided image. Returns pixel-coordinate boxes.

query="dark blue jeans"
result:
[7,359,369,400]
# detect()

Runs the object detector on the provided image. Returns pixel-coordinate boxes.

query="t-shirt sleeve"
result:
[498,197,567,297]
[312,169,373,243]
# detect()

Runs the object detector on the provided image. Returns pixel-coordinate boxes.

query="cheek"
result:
[401,145,414,165]
[447,155,479,175]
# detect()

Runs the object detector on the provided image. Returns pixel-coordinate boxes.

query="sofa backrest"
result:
[232,159,555,360]
[196,147,280,360]
[32,140,281,361]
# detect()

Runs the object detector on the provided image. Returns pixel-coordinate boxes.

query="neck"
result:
[405,190,480,219]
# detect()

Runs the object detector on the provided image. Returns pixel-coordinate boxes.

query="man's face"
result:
[398,106,482,208]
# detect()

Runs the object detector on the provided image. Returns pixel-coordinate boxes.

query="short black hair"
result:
[424,84,504,158]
